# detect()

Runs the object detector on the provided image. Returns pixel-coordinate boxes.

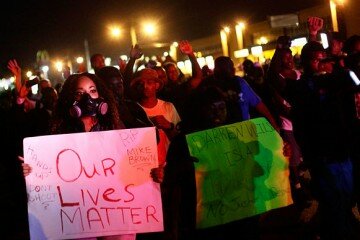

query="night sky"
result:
[0,0,324,74]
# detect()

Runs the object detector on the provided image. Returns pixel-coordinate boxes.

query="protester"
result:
[20,72,164,240]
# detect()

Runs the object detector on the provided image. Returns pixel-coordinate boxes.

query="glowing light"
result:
[143,22,156,35]
[154,43,165,48]
[330,0,339,32]
[291,37,307,47]
[105,58,111,66]
[220,29,229,56]
[237,22,245,29]
[197,57,206,68]
[257,37,268,45]
[349,70,360,85]
[26,71,33,78]
[137,65,145,71]
[55,61,63,72]
[109,26,121,38]
[205,56,214,69]
[177,61,185,73]
[320,33,329,49]
[234,49,250,58]
[170,43,178,61]
[251,46,263,56]
[41,65,49,73]
[235,22,245,50]
[76,57,84,64]
[184,60,192,74]
[120,55,128,61]
[334,0,345,5]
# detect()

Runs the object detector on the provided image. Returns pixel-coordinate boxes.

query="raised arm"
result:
[307,17,323,42]
[7,59,29,98]
[123,44,143,87]
[179,40,203,89]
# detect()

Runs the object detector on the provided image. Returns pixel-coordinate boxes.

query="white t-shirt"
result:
[141,99,181,165]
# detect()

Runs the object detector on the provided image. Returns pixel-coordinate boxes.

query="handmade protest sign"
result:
[186,118,292,228]
[23,127,163,239]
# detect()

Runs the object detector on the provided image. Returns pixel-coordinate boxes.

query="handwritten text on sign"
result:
[186,118,292,229]
[23,127,163,240]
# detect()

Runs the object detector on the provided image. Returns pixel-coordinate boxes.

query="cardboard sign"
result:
[23,127,163,239]
[186,118,292,228]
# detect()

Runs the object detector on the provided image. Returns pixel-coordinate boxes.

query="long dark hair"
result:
[266,48,293,91]
[51,72,123,133]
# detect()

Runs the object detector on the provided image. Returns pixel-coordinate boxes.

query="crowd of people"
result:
[1,17,360,240]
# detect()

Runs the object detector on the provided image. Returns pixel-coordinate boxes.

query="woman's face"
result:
[310,51,326,74]
[281,52,294,70]
[156,68,168,85]
[166,65,179,82]
[74,76,99,101]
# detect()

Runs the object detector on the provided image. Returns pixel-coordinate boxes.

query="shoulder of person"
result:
[235,76,252,89]
[232,75,246,83]
[162,99,176,109]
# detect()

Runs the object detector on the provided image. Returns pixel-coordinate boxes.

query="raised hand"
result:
[7,59,30,98]
[179,40,194,55]
[7,59,22,92]
[130,44,143,59]
[307,17,323,36]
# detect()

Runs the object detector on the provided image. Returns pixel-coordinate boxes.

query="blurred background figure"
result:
[90,53,106,75]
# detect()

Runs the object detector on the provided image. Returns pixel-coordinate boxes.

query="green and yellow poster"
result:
[186,118,293,228]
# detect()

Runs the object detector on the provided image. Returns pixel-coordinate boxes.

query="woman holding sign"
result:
[21,72,164,240]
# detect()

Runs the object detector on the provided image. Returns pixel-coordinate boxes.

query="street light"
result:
[220,26,230,57]
[143,22,156,36]
[169,42,178,62]
[76,57,84,64]
[110,26,121,38]
[108,20,158,46]
[329,0,345,32]
[55,61,63,72]
[26,71,33,78]
[41,65,49,79]
[235,22,245,50]
[130,26,137,46]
